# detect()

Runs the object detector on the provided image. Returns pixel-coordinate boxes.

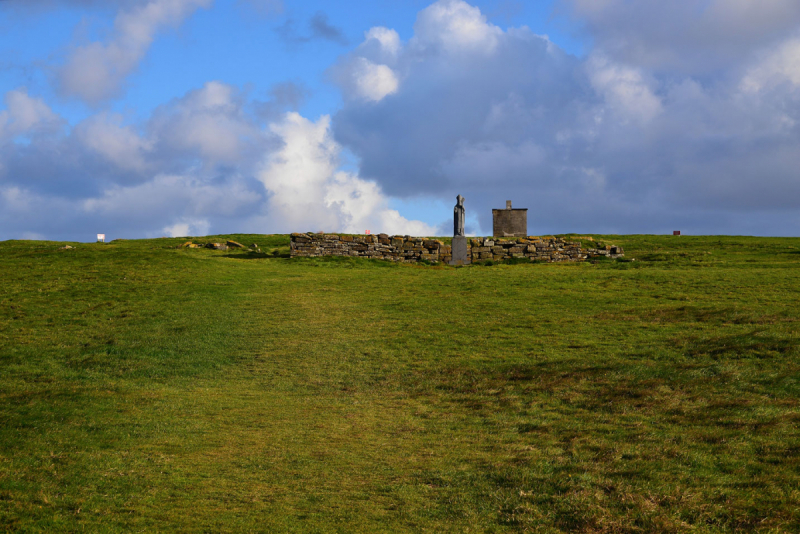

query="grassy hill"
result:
[1,234,798,532]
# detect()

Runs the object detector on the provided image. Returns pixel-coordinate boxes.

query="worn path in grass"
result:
[1,235,799,532]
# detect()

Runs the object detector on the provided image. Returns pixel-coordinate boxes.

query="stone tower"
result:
[492,200,527,237]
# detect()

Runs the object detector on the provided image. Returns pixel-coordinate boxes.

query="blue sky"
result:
[0,0,582,126]
[2,0,800,240]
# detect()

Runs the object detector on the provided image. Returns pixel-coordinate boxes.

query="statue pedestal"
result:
[449,236,470,266]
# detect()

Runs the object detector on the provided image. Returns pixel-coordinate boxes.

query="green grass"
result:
[1,234,799,532]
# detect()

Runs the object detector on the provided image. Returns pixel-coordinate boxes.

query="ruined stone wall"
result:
[290,233,623,263]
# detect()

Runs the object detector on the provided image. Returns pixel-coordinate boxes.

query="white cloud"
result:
[58,0,212,104]
[258,112,436,235]
[740,37,800,93]
[412,0,502,54]
[7,0,800,240]
[75,113,152,171]
[0,74,437,240]
[559,0,800,74]
[364,27,402,57]
[83,173,258,219]
[331,0,800,236]
[351,58,399,102]
[161,218,210,237]
[0,88,62,139]
[587,54,663,123]
[331,27,402,103]
[149,81,260,163]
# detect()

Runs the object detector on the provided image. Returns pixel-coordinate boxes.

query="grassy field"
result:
[1,234,798,532]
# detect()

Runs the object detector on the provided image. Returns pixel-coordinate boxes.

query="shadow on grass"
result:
[291,255,400,269]
[683,329,796,359]
[221,251,291,260]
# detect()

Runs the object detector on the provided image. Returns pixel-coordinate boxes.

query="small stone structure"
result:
[290,233,623,263]
[493,200,528,237]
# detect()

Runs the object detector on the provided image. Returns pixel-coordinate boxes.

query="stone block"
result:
[450,236,470,265]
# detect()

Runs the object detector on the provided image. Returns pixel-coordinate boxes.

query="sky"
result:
[1,0,800,241]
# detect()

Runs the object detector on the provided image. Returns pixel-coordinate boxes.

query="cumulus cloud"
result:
[0,82,269,239]
[330,0,800,235]
[148,81,262,164]
[558,0,800,74]
[74,113,152,171]
[162,218,211,238]
[82,172,260,227]
[5,0,800,239]
[364,27,401,58]
[0,80,434,240]
[587,54,662,123]
[0,88,62,139]
[411,0,502,54]
[57,0,212,104]
[347,58,399,102]
[258,112,436,235]
[330,27,404,103]
[740,37,800,93]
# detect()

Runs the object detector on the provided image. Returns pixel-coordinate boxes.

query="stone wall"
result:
[290,233,624,263]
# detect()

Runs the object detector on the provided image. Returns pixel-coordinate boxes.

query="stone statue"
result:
[453,195,465,237]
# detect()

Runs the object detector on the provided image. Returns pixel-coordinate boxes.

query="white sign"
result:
[97,234,105,242]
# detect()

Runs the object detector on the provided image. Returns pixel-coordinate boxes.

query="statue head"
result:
[456,194,464,207]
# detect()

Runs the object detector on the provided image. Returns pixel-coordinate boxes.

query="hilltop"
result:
[1,234,798,532]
